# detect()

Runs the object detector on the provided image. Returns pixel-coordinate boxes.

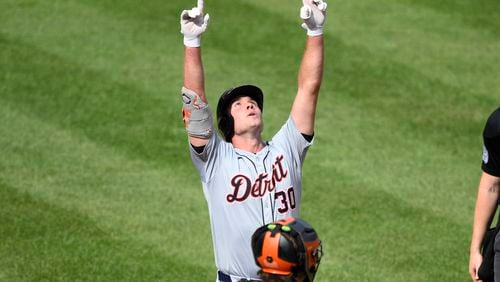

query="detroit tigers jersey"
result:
[189,116,313,279]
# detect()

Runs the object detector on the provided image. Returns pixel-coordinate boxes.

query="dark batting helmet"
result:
[216,85,264,142]
[251,217,323,282]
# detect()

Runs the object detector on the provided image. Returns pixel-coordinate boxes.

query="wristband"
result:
[184,36,201,48]
[307,28,323,36]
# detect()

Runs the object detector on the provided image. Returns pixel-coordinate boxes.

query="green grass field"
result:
[1,0,499,281]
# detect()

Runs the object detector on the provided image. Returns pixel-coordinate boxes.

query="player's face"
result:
[230,96,263,137]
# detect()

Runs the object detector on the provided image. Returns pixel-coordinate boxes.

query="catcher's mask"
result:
[251,217,322,282]
[216,85,264,142]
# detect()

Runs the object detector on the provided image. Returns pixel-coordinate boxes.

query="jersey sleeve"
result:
[270,116,314,166]
[482,108,500,177]
[188,133,224,182]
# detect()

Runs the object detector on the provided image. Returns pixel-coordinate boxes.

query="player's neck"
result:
[231,134,265,154]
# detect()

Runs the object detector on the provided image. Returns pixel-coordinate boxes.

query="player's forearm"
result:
[470,173,500,253]
[298,35,324,96]
[471,210,494,254]
[184,46,206,101]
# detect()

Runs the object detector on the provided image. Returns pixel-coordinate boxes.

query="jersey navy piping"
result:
[262,151,276,223]
[235,148,275,226]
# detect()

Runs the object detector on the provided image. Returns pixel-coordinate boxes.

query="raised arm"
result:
[291,0,327,136]
[180,0,212,147]
[184,47,205,100]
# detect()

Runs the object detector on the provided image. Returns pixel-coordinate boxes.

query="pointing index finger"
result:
[197,0,204,13]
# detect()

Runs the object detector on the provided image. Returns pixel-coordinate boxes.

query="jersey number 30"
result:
[275,187,296,213]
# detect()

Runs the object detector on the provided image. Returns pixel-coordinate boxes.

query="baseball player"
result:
[251,217,323,282]
[469,108,500,282]
[179,0,327,280]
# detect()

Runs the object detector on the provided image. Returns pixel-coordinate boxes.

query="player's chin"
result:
[251,119,263,127]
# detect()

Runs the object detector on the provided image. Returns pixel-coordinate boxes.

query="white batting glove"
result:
[300,0,327,36]
[180,0,210,47]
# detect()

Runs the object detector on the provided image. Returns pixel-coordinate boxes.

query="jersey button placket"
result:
[258,155,273,223]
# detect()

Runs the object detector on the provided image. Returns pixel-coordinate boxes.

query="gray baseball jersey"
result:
[189,116,313,280]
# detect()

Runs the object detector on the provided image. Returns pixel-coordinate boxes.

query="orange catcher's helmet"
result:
[251,217,323,281]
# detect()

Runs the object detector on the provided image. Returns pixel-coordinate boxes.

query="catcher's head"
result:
[217,85,264,142]
[251,217,323,282]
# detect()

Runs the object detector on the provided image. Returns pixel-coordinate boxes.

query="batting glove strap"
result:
[302,24,324,36]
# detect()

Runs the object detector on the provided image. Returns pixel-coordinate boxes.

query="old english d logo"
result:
[226,155,288,203]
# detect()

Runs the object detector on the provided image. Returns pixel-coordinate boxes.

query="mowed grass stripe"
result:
[315,38,487,222]
[0,33,185,167]
[0,0,182,97]
[0,103,214,272]
[401,0,500,37]
[302,171,469,281]
[331,0,500,95]
[0,180,213,281]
